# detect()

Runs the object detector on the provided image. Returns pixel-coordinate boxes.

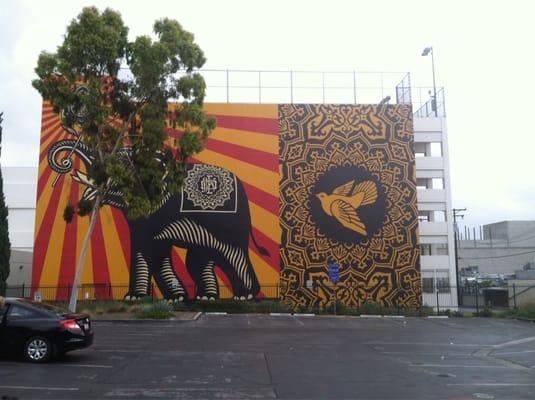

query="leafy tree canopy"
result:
[33,7,215,219]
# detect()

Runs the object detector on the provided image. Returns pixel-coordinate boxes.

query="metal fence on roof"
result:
[120,68,445,115]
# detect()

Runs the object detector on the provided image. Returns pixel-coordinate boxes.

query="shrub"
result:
[475,305,494,317]
[135,301,173,319]
[359,301,384,315]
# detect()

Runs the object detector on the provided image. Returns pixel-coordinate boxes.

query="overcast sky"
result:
[1,0,534,230]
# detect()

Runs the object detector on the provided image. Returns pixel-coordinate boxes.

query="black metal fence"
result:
[4,283,282,302]
[5,283,534,314]
[422,283,535,313]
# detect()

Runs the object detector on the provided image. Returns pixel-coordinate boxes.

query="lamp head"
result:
[422,47,432,56]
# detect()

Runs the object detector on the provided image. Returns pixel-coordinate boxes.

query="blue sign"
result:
[328,262,339,284]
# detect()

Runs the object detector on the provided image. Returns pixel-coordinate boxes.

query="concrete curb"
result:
[293,313,315,317]
[427,315,449,319]
[269,312,292,316]
[205,312,228,316]
[514,317,535,323]
[94,318,192,323]
[359,314,383,318]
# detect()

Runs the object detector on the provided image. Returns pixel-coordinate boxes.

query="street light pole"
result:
[453,208,466,307]
[422,47,438,117]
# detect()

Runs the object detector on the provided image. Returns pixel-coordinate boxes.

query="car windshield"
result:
[18,299,70,317]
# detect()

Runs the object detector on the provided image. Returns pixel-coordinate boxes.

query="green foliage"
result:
[475,305,494,317]
[497,304,535,320]
[0,113,10,296]
[32,7,215,221]
[63,202,75,222]
[135,301,173,319]
[77,199,93,216]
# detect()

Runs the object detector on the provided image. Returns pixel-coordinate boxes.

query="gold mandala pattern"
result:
[279,104,421,308]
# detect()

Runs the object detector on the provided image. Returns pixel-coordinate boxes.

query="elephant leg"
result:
[150,249,187,302]
[217,245,260,300]
[125,251,151,300]
[185,250,219,300]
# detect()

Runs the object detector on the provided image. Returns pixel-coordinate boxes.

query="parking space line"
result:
[492,336,535,349]
[54,364,113,368]
[409,363,511,369]
[364,342,488,347]
[493,349,535,355]
[447,383,535,387]
[0,385,79,391]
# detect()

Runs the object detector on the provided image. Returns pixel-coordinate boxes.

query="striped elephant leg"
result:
[152,255,187,302]
[155,218,260,300]
[185,250,219,300]
[125,251,151,300]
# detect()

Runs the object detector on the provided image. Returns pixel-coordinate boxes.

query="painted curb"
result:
[205,312,228,316]
[359,315,383,318]
[383,315,405,318]
[427,315,449,319]
[293,313,315,317]
[269,313,292,316]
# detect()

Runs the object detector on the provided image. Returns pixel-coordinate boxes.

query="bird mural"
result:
[316,179,378,236]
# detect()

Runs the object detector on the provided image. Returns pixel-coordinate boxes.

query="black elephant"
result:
[47,139,269,301]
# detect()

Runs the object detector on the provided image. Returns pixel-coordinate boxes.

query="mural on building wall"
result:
[33,103,280,300]
[278,104,421,308]
[33,101,420,307]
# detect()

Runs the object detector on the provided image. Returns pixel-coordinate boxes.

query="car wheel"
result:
[24,336,52,363]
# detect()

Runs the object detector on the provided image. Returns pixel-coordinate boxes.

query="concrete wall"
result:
[459,221,535,276]
[458,246,535,276]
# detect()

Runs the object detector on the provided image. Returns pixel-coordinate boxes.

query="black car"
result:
[0,297,93,363]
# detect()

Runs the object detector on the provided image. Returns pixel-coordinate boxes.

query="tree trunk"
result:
[68,194,102,312]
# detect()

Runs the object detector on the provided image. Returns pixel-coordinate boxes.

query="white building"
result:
[2,166,36,286]
[414,117,458,309]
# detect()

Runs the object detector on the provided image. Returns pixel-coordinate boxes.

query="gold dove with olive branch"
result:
[316,179,378,236]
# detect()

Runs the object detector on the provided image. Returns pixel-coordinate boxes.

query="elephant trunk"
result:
[47,139,93,175]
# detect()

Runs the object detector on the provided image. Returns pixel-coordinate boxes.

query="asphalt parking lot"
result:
[1,314,534,400]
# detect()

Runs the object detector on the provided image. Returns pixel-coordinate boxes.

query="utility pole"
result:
[453,208,466,306]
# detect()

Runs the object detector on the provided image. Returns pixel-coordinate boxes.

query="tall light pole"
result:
[421,46,438,117]
[453,208,466,306]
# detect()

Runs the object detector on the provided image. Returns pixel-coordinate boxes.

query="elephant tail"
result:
[250,231,270,257]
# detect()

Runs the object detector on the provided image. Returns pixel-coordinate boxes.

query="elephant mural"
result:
[47,139,269,301]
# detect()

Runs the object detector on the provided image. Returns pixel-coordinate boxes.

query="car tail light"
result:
[60,319,82,333]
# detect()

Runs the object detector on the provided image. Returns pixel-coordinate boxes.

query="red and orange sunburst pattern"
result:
[32,103,280,300]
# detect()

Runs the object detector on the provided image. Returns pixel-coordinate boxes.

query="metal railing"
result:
[422,283,535,313]
[4,283,281,302]
[6,282,534,314]
[121,68,444,113]
[413,87,446,117]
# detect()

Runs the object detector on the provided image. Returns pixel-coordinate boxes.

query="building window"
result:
[419,243,449,256]
[416,178,429,190]
[422,277,434,293]
[421,270,451,293]
[420,244,432,255]
[433,210,446,222]
[413,142,443,157]
[418,211,430,222]
[432,178,444,189]
[436,277,450,293]
[435,243,449,255]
